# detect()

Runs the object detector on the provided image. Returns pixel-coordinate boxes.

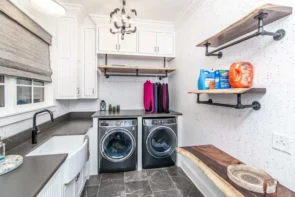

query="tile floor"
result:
[82,166,204,197]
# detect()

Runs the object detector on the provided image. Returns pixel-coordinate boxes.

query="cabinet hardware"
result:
[75,173,81,182]
[77,88,80,95]
[92,88,95,94]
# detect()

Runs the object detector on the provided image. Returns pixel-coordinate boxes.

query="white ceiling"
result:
[59,0,190,22]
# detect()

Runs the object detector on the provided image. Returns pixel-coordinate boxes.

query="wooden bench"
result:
[176,145,295,197]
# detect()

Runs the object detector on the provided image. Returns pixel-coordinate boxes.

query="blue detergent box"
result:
[214,70,231,89]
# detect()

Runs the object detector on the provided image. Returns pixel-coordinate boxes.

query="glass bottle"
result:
[0,137,5,164]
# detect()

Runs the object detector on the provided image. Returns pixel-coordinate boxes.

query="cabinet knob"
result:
[92,88,95,94]
[77,88,80,95]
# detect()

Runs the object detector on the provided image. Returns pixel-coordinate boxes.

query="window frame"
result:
[0,75,6,108]
[16,78,45,106]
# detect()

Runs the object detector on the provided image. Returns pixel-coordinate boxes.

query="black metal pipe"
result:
[105,74,167,79]
[105,54,108,65]
[206,31,260,56]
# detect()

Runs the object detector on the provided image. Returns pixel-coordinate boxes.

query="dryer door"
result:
[146,126,177,158]
[101,128,136,163]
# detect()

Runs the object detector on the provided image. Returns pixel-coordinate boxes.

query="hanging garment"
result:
[158,83,163,113]
[162,83,167,112]
[153,83,158,113]
[144,81,154,113]
[166,83,170,113]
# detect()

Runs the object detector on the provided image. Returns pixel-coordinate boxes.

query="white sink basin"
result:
[26,136,88,184]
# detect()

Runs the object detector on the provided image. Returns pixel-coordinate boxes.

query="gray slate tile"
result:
[171,176,204,197]
[153,190,182,197]
[124,170,148,183]
[98,179,125,197]
[146,169,175,192]
[86,175,102,187]
[166,166,186,177]
[101,172,124,182]
[86,186,99,197]
[125,180,152,197]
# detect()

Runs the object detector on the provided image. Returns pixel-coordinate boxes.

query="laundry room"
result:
[0,0,295,197]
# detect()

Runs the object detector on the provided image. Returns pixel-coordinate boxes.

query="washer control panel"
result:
[100,119,137,127]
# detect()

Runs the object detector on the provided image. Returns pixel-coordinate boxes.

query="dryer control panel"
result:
[143,118,177,126]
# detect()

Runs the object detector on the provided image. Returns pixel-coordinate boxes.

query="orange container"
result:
[229,62,254,88]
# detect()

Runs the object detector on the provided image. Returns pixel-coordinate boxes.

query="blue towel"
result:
[153,83,158,113]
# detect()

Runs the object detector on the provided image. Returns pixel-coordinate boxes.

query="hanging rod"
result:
[204,12,286,59]
[197,94,261,110]
[104,69,168,80]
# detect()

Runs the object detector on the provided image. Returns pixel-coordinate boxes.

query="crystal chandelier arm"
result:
[110,29,120,34]
[131,9,137,16]
[114,22,122,29]
[126,27,137,34]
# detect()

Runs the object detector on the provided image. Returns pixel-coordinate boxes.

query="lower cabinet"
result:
[37,164,64,197]
[37,162,89,197]
[64,162,89,197]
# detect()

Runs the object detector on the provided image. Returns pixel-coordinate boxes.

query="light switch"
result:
[272,133,293,155]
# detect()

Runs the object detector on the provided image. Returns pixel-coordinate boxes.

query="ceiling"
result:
[59,0,190,22]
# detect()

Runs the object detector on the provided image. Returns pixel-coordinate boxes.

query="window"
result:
[0,75,4,108]
[17,78,44,105]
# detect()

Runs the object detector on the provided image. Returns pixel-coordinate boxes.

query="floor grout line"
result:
[165,168,184,197]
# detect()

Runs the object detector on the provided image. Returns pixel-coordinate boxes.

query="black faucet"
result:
[32,109,54,144]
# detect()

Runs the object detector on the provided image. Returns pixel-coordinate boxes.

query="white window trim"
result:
[0,76,55,121]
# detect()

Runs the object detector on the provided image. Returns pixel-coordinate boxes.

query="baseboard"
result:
[177,155,224,197]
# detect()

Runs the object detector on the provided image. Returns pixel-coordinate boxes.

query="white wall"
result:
[170,0,295,191]
[0,0,70,139]
[70,56,168,111]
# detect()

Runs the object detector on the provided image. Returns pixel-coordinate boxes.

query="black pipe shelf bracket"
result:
[204,12,286,59]
[104,69,168,80]
[197,93,261,110]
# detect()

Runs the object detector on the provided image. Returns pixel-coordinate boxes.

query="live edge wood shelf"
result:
[197,4,292,58]
[177,145,295,197]
[189,88,266,111]
[98,65,176,80]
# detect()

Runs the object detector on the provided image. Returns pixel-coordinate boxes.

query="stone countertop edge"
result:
[92,109,183,118]
[0,154,67,197]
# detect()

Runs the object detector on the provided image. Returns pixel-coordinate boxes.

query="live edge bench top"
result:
[176,145,295,197]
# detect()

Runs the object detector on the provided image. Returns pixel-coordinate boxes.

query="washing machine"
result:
[142,117,177,169]
[98,119,137,173]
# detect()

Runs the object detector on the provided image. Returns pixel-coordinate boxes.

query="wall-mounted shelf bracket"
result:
[197,94,261,110]
[204,12,286,59]
[104,69,168,80]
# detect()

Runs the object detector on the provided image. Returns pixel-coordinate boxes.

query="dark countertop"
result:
[1,116,93,197]
[0,154,67,197]
[92,109,182,118]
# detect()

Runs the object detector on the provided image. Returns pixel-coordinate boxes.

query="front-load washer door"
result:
[146,126,177,158]
[101,128,136,163]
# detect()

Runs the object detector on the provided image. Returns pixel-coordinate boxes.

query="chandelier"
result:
[110,0,137,40]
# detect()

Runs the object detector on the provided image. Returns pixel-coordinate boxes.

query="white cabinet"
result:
[157,33,174,55]
[118,32,137,53]
[38,164,64,197]
[82,27,98,98]
[64,163,89,197]
[57,16,81,99]
[98,27,118,52]
[98,27,137,53]
[138,31,157,54]
[138,31,174,56]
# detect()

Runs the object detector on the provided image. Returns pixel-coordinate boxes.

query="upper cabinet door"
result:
[118,33,137,53]
[57,17,76,98]
[157,33,174,55]
[138,31,157,54]
[83,28,97,98]
[98,27,118,52]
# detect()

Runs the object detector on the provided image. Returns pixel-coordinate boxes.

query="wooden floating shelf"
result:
[196,4,292,58]
[176,145,295,197]
[98,65,176,80]
[188,88,266,95]
[189,88,266,111]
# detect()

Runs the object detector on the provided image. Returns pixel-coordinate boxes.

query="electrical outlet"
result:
[272,133,293,155]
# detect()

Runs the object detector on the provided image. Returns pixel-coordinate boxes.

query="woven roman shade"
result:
[0,0,52,82]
